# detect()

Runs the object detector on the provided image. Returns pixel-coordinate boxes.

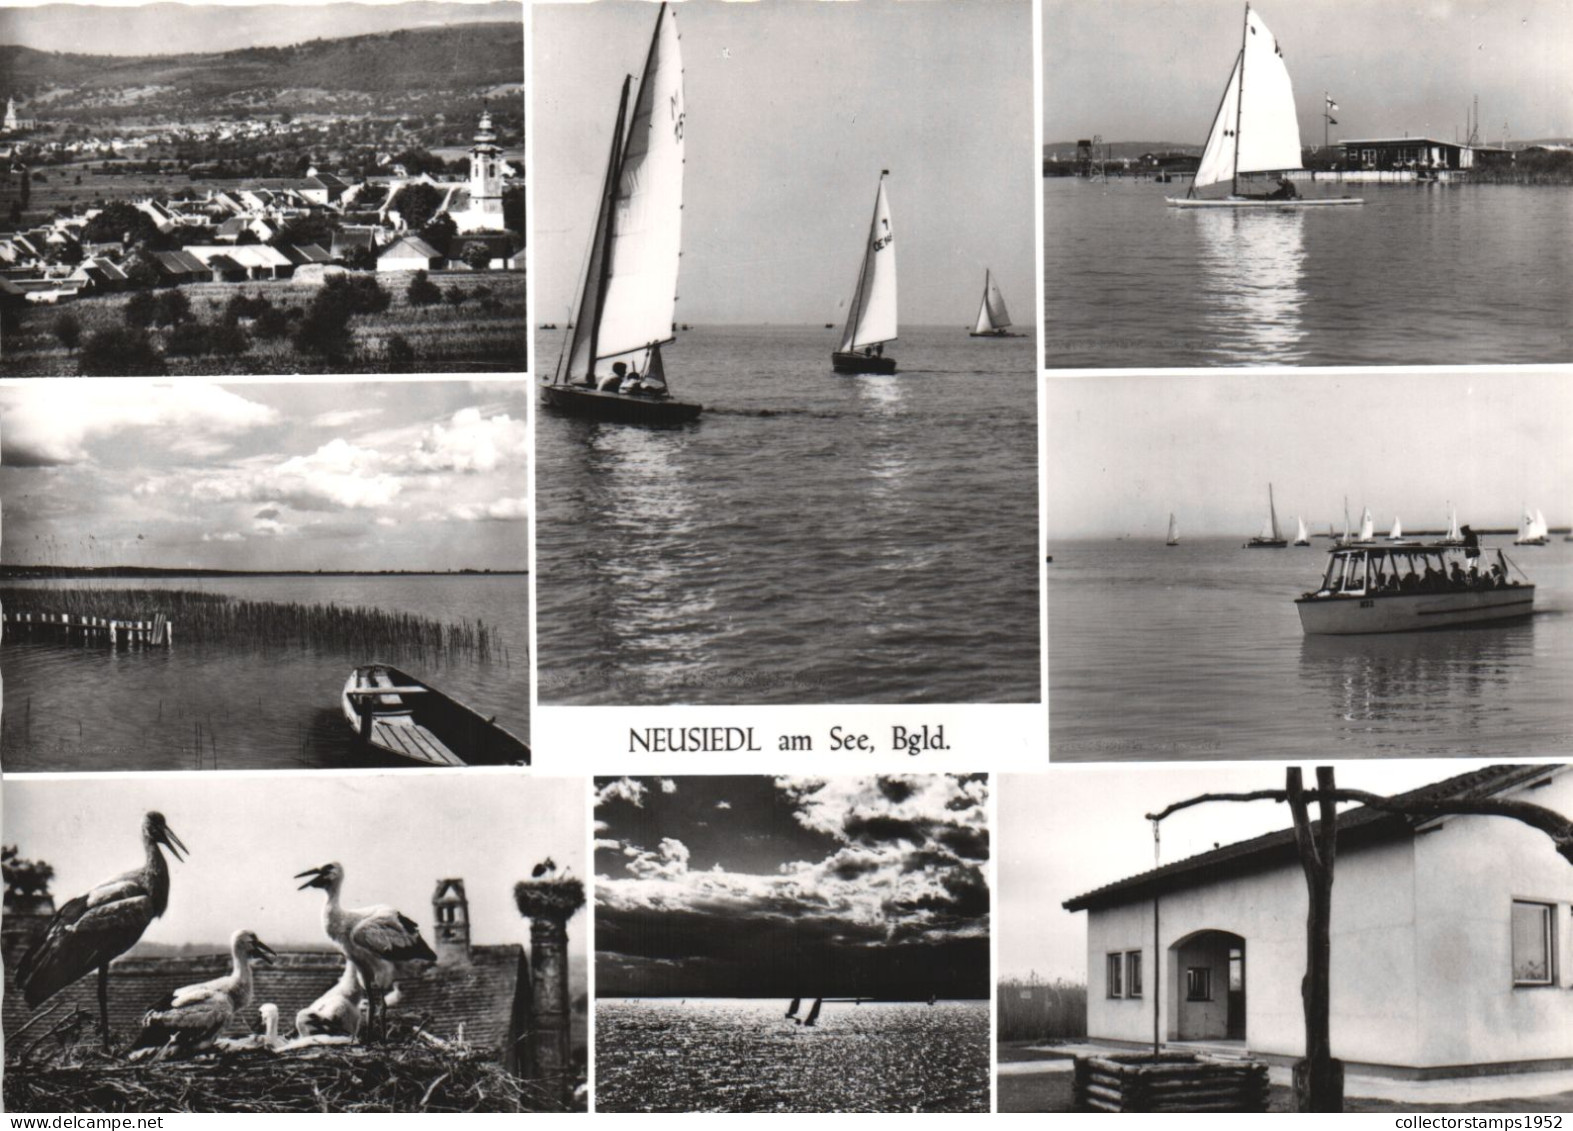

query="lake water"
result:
[595,998,990,1113]
[1049,537,1573,760]
[535,325,1040,705]
[1044,179,1573,367]
[0,575,528,772]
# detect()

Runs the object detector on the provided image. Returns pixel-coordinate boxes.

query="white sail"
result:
[1357,507,1374,543]
[1192,6,1303,191]
[595,3,685,364]
[1517,508,1533,542]
[1294,516,1309,544]
[839,173,897,352]
[1533,508,1548,540]
[1388,517,1403,541]
[1265,483,1282,541]
[973,269,1011,333]
[1445,505,1462,542]
[566,79,630,384]
[1166,513,1179,545]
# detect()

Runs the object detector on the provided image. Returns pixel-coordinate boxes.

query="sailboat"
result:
[1244,483,1288,548]
[832,171,898,374]
[1387,516,1418,546]
[968,269,1020,338]
[1166,4,1362,209]
[1356,507,1375,543]
[1440,504,1464,545]
[1515,507,1550,546]
[543,4,701,425]
[1165,513,1179,547]
[1293,516,1310,546]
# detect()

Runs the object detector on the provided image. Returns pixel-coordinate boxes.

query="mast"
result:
[1268,481,1280,541]
[561,77,631,386]
[1232,2,1250,196]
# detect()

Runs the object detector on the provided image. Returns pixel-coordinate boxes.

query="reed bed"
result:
[4,1024,574,1113]
[997,976,1088,1043]
[0,587,502,665]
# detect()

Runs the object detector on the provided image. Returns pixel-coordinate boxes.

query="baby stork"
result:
[294,959,365,1042]
[130,929,276,1059]
[16,811,188,1049]
[295,862,436,1041]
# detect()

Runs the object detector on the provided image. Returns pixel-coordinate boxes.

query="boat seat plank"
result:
[345,687,431,697]
[370,720,464,767]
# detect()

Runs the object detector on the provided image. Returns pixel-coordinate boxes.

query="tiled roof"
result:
[152,250,208,275]
[382,236,441,260]
[1063,765,1562,912]
[2,945,525,1058]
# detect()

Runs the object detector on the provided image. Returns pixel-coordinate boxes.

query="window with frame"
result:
[1106,952,1124,998]
[1512,900,1556,986]
[1185,966,1212,1002]
[1126,951,1143,999]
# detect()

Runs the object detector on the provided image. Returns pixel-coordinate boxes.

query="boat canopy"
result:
[1307,543,1521,599]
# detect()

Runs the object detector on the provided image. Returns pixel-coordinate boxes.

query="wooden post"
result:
[1287,767,1344,1113]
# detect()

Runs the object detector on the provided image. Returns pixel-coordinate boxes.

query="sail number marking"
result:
[670,93,684,141]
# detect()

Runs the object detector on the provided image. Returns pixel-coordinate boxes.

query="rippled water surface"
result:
[1049,538,1573,760]
[595,999,990,1113]
[1044,179,1573,367]
[536,326,1040,704]
[1,575,528,771]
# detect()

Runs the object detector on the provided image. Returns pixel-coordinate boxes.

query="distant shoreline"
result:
[0,566,528,579]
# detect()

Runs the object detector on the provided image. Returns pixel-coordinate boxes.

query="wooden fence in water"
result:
[2,610,172,647]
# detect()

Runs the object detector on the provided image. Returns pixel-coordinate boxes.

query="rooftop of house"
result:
[1063,765,1562,912]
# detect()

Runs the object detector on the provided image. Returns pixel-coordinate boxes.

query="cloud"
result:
[447,496,529,523]
[312,408,381,429]
[595,777,648,809]
[200,531,244,543]
[2,382,278,467]
[399,408,528,474]
[154,437,402,513]
[601,776,990,952]
[658,779,678,794]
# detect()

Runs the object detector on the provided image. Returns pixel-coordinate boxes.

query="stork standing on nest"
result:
[294,862,436,1041]
[294,959,365,1042]
[129,929,276,1059]
[15,811,189,1049]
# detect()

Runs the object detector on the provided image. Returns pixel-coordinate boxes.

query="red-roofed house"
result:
[1064,765,1573,1080]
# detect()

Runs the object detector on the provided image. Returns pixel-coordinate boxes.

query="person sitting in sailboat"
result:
[598,363,628,393]
[1269,174,1298,201]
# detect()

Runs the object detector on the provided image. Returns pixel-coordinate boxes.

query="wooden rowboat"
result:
[341,664,530,767]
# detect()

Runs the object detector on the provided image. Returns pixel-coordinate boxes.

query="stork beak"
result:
[252,939,277,965]
[294,866,328,890]
[161,825,189,863]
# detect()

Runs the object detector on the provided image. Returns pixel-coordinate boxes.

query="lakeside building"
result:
[1065,765,1573,1080]
[1340,138,1514,172]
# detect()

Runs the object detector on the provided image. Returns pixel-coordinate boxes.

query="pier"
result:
[2,610,172,647]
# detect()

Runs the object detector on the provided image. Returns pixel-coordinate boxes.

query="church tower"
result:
[432,877,472,965]
[464,108,506,231]
[3,97,17,134]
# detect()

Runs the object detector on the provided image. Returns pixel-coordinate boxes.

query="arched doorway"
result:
[1168,929,1246,1043]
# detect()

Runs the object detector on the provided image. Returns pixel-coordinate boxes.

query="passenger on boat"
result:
[618,365,643,393]
[1461,525,1481,559]
[599,362,629,392]
[1400,568,1420,592]
[1422,563,1443,590]
[1268,175,1298,201]
[1449,562,1467,587]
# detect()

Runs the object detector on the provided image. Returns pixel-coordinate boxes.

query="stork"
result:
[531,857,558,879]
[129,929,276,1059]
[219,1003,283,1051]
[16,810,188,1049]
[294,959,365,1042]
[294,862,436,1041]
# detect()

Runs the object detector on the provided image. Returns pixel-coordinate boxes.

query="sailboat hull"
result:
[832,351,897,375]
[1244,539,1288,549]
[968,329,1023,338]
[542,383,701,425]
[1166,196,1365,209]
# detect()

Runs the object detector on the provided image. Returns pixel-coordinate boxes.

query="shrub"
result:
[164,319,212,356]
[386,334,415,365]
[124,290,157,328]
[52,312,82,352]
[446,286,467,307]
[406,270,441,307]
[254,307,288,340]
[79,327,165,376]
[460,241,492,271]
[154,289,190,327]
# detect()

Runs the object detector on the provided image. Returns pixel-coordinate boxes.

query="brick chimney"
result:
[431,878,470,966]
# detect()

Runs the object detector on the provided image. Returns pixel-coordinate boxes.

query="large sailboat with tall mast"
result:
[1166,4,1362,209]
[544,4,701,424]
[968,269,1020,338]
[832,171,898,374]
[1244,483,1288,548]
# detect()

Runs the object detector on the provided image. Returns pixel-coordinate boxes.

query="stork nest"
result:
[3,1020,582,1114]
[514,878,586,920]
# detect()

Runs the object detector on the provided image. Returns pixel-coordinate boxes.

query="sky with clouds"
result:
[0,380,528,572]
[595,775,990,1000]
[1046,0,1572,147]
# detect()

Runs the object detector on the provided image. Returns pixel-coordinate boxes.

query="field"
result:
[0,271,526,376]
[596,999,989,1113]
